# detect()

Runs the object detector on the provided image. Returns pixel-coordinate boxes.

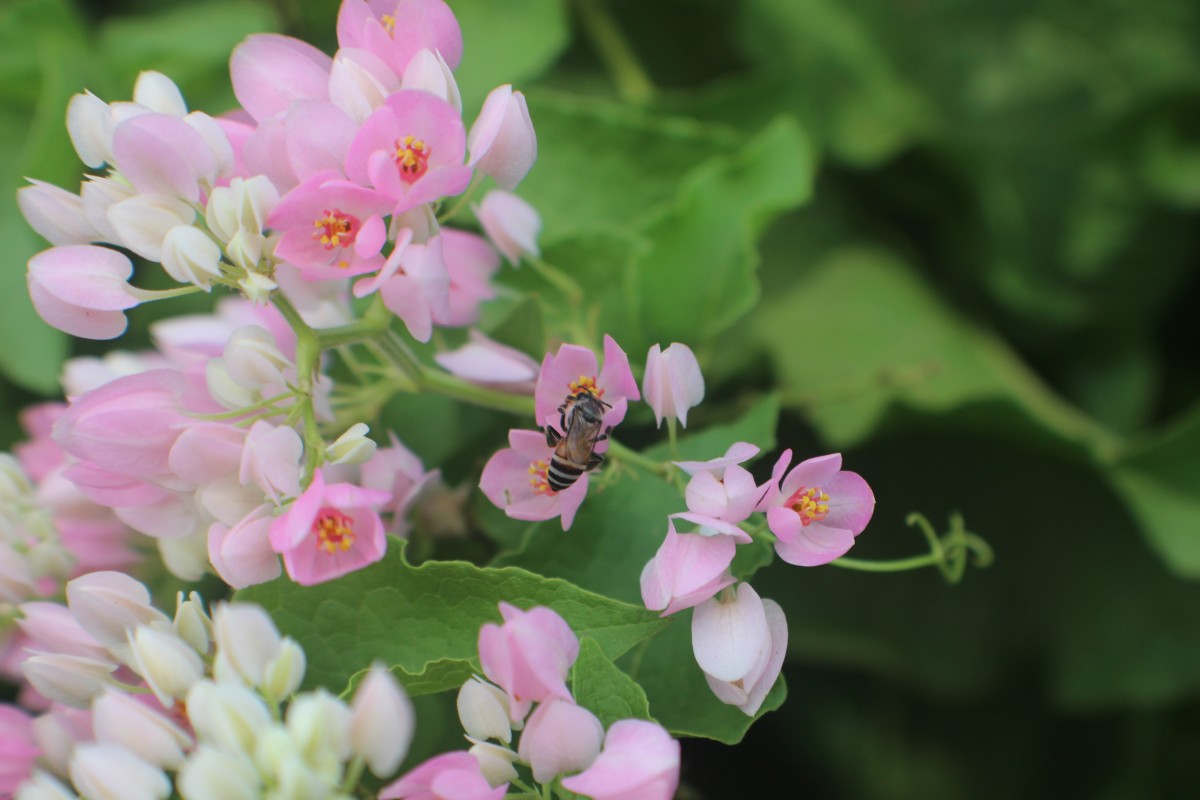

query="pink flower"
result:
[759,451,875,566]
[27,246,139,340]
[517,699,603,783]
[436,229,500,327]
[677,443,767,526]
[269,170,392,281]
[337,0,464,74]
[110,113,221,202]
[354,234,450,342]
[207,505,281,589]
[230,34,331,123]
[534,335,640,433]
[434,330,539,392]
[558,719,680,800]
[478,430,588,531]
[268,469,391,585]
[477,603,579,723]
[380,751,504,800]
[475,190,540,265]
[344,90,472,216]
[360,433,439,534]
[642,343,704,428]
[467,85,536,191]
[53,370,191,490]
[639,520,738,617]
[0,705,40,795]
[243,101,360,193]
[691,583,787,717]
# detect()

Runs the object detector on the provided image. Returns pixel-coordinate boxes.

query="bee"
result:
[544,389,612,492]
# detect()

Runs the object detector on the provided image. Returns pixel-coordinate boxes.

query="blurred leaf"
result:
[622,610,787,743]
[629,117,813,351]
[751,248,1121,459]
[454,0,570,115]
[518,91,740,243]
[97,0,278,111]
[571,636,651,728]
[237,541,664,695]
[1109,406,1200,577]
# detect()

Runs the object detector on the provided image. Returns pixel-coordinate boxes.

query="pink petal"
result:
[773,519,857,567]
[284,100,358,181]
[821,470,875,535]
[112,114,215,201]
[599,334,640,401]
[560,720,679,799]
[691,583,770,682]
[230,34,331,123]
[779,453,843,499]
[673,441,761,476]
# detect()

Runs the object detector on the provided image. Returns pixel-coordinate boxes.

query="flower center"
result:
[381,13,396,34]
[393,135,430,184]
[528,459,555,495]
[786,486,829,526]
[312,209,358,253]
[314,507,356,554]
[568,375,603,397]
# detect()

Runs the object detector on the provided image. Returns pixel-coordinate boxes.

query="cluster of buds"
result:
[5,571,413,800]
[382,603,679,800]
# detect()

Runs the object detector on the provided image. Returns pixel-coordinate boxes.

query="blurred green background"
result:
[4,0,1200,796]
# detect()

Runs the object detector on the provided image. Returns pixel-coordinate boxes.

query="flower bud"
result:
[516,699,604,783]
[262,638,306,701]
[349,664,414,777]
[642,343,704,429]
[31,705,93,778]
[91,688,191,769]
[15,770,77,800]
[17,601,109,661]
[212,603,283,688]
[401,49,461,113]
[156,530,209,582]
[456,677,511,744]
[176,746,261,800]
[477,604,579,723]
[238,422,303,505]
[0,544,39,603]
[17,180,96,246]
[224,326,291,388]
[66,90,114,168]
[161,225,222,289]
[285,689,352,770]
[205,359,256,410]
[329,49,396,124]
[468,740,518,788]
[467,85,536,190]
[106,194,196,262]
[559,720,680,800]
[238,271,277,303]
[27,245,139,341]
[226,229,266,271]
[475,191,540,266]
[69,743,170,800]
[326,423,377,466]
[186,680,272,756]
[206,176,278,242]
[693,584,788,717]
[133,71,187,116]
[80,175,135,244]
[127,625,204,706]
[173,591,212,655]
[22,652,116,708]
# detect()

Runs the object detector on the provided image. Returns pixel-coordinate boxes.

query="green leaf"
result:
[237,541,664,696]
[518,91,741,243]
[571,637,651,728]
[623,611,786,743]
[751,248,1121,459]
[1108,407,1200,577]
[628,117,813,352]
[452,0,569,114]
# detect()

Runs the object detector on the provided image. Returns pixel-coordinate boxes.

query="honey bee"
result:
[544,389,612,492]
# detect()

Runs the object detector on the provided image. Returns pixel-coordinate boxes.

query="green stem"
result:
[416,365,537,415]
[437,172,485,224]
[666,417,679,460]
[315,296,392,349]
[572,0,656,105]
[830,553,943,572]
[339,757,365,795]
[528,257,584,307]
[187,390,297,421]
[272,293,325,480]
[605,439,673,479]
[126,284,205,303]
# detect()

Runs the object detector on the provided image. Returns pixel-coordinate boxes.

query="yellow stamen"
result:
[568,375,602,397]
[528,459,555,495]
[311,209,357,251]
[393,135,431,184]
[787,486,830,526]
[314,508,356,554]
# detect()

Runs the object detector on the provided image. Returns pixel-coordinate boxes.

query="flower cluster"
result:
[4,572,413,800]
[383,602,680,800]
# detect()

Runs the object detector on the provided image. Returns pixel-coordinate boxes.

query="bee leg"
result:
[586,452,605,471]
[545,426,561,446]
[593,425,613,444]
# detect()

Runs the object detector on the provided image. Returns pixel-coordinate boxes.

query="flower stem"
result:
[572,0,656,105]
[829,553,943,573]
[339,756,365,795]
[830,513,993,583]
[126,284,205,302]
[605,439,673,479]
[528,257,584,307]
[272,293,325,481]
[437,172,484,224]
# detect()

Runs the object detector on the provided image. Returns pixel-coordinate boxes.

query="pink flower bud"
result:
[349,664,415,777]
[639,520,737,617]
[66,90,114,168]
[22,653,115,709]
[642,343,704,429]
[17,180,97,246]
[475,191,540,265]
[91,689,191,769]
[691,583,787,716]
[477,603,579,723]
[16,602,108,662]
[401,49,461,113]
[468,86,536,191]
[517,699,604,783]
[27,246,138,340]
[207,507,282,590]
[558,719,680,800]
[65,572,169,653]
[107,194,196,262]
[434,330,539,392]
[238,421,303,504]
[111,113,218,202]
[69,743,170,800]
[380,751,505,800]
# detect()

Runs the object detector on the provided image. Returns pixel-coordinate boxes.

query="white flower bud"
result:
[0,542,38,603]
[226,229,265,271]
[176,746,261,800]
[457,677,513,744]
[22,652,115,708]
[127,625,205,706]
[26,541,75,582]
[349,664,414,777]
[70,743,169,800]
[156,529,209,582]
[475,190,540,265]
[186,680,272,756]
[174,591,212,655]
[212,603,283,688]
[329,49,395,124]
[92,688,192,769]
[66,572,169,652]
[325,423,377,466]
[107,194,196,262]
[236,175,279,234]
[132,71,186,116]
[15,770,77,800]
[205,359,256,411]
[401,49,461,113]
[286,689,352,771]
[223,326,291,388]
[185,111,235,182]
[468,740,519,788]
[80,175,135,245]
[254,730,328,799]
[262,638,306,701]
[32,707,92,778]
[17,180,97,246]
[66,90,114,168]
[161,225,222,290]
[238,271,277,303]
